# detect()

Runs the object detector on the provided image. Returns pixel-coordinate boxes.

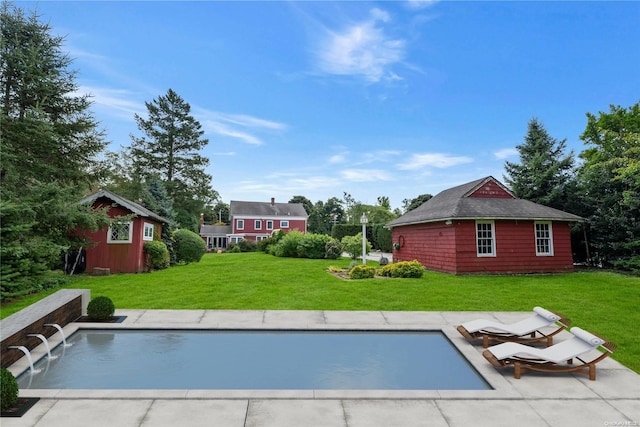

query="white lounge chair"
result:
[483,327,616,380]
[457,307,571,348]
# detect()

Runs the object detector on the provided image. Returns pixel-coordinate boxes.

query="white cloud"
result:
[493,148,519,159]
[341,169,393,182]
[398,153,474,170]
[74,86,145,120]
[316,9,405,83]
[196,109,288,146]
[329,154,347,164]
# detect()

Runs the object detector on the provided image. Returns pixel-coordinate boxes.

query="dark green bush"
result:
[87,296,115,321]
[324,238,343,259]
[349,265,376,279]
[237,239,257,252]
[144,240,170,271]
[173,229,207,263]
[1,368,18,411]
[379,260,425,278]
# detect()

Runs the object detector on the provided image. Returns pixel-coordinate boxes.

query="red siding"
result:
[234,217,306,240]
[393,220,574,274]
[82,201,161,274]
[468,181,513,199]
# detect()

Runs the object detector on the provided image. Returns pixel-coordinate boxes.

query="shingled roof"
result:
[78,189,170,224]
[386,176,583,228]
[230,200,308,218]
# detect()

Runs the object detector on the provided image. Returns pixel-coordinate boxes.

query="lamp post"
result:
[360,213,368,265]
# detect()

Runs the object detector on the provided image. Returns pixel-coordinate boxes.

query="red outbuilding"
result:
[77,190,169,274]
[386,177,584,274]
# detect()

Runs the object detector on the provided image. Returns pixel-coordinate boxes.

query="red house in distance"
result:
[386,177,584,274]
[77,190,169,274]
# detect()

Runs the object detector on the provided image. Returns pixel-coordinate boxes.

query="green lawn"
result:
[2,252,639,373]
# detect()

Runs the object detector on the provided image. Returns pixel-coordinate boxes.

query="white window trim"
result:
[266,220,273,230]
[255,220,262,230]
[535,221,554,256]
[107,220,133,244]
[143,222,154,241]
[476,220,496,257]
[281,220,289,228]
[236,219,244,230]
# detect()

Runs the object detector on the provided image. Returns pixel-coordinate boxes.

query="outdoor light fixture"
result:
[360,213,368,265]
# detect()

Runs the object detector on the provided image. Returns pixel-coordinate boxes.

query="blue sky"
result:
[21,1,640,210]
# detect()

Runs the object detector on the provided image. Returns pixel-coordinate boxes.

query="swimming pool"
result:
[17,329,491,390]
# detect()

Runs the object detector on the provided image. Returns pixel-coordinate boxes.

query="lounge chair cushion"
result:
[461,308,557,335]
[571,327,605,347]
[533,307,561,322]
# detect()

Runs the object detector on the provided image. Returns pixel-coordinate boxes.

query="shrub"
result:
[236,239,257,252]
[144,240,170,271]
[271,230,305,258]
[87,296,115,321]
[226,243,242,253]
[324,238,343,259]
[341,232,371,260]
[1,368,18,411]
[256,236,274,253]
[296,233,333,259]
[379,260,425,278]
[173,229,206,263]
[349,265,376,279]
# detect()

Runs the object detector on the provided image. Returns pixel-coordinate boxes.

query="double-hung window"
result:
[266,220,273,230]
[535,221,554,256]
[281,220,289,228]
[143,222,154,241]
[476,220,495,257]
[255,220,262,230]
[108,220,133,244]
[236,219,244,230]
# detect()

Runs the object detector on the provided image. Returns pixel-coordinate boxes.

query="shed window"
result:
[143,222,154,241]
[535,221,554,256]
[108,220,133,244]
[476,221,496,257]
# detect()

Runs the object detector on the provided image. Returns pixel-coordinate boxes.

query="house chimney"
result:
[271,197,275,206]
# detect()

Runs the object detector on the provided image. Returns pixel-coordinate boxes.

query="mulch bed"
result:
[1,398,40,418]
[75,315,127,323]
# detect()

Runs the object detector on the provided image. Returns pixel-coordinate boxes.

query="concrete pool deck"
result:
[5,309,640,426]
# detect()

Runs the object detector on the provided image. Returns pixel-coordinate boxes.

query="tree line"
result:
[1,2,638,300]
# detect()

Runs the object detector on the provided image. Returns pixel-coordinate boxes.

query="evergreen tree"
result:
[504,118,575,210]
[130,89,217,227]
[0,2,109,299]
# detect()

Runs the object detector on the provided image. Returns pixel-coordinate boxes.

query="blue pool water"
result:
[17,329,490,390]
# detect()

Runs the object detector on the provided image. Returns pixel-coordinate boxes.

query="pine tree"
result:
[130,89,217,228]
[503,118,575,210]
[1,2,109,299]
[0,2,106,186]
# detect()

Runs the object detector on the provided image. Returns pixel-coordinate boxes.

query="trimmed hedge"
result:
[87,296,115,321]
[379,260,425,278]
[349,265,376,279]
[1,368,18,411]
[173,229,207,263]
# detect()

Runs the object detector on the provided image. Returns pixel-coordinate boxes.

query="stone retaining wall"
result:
[0,289,90,368]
